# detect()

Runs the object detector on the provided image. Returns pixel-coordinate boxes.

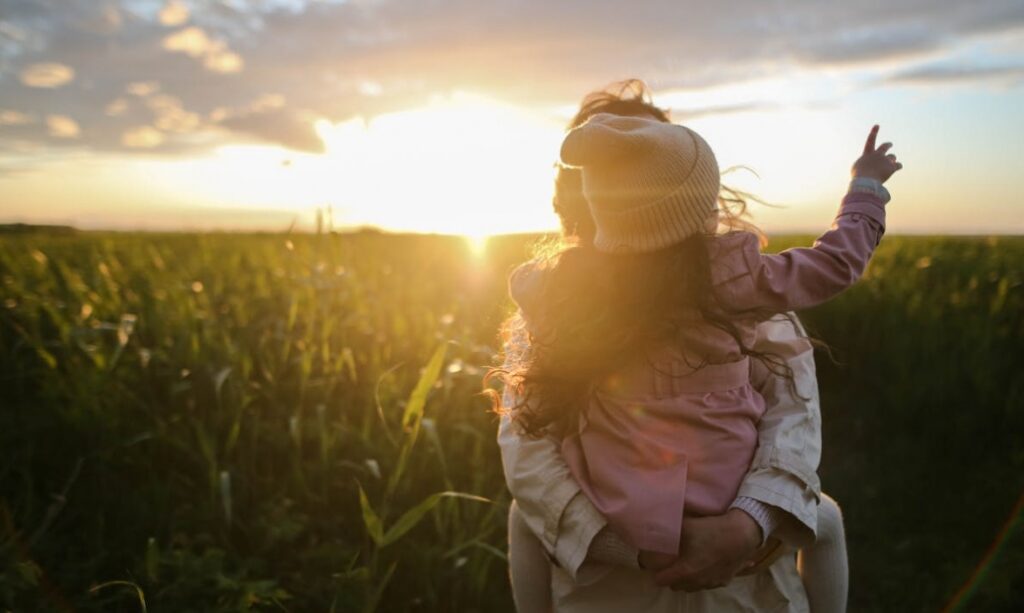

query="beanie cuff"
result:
[591,149,719,253]
[592,187,717,253]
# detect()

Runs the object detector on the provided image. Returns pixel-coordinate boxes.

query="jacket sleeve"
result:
[714,191,886,313]
[737,313,822,547]
[498,405,608,579]
[496,321,609,580]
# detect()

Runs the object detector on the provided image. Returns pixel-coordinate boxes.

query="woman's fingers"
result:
[864,125,879,154]
[877,142,893,155]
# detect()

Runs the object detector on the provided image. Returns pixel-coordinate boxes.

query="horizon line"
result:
[2,222,1022,239]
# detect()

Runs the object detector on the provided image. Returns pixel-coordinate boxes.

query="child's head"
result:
[553,79,670,243]
[559,113,720,253]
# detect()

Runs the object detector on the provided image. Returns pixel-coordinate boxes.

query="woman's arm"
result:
[498,411,610,579]
[649,313,823,590]
[733,313,822,547]
[497,284,615,580]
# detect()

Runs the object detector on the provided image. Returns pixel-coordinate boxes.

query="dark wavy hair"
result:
[487,79,798,438]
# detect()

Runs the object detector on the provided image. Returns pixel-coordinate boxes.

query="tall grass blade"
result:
[357,483,384,546]
[89,580,148,612]
[381,491,490,547]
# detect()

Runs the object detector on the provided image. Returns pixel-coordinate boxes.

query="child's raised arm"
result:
[712,125,903,314]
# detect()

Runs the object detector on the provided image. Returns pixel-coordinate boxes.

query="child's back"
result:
[512,189,884,555]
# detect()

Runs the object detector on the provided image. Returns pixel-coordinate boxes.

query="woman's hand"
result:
[852,124,903,184]
[651,509,762,591]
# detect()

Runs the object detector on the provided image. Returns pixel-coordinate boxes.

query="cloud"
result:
[248,93,286,112]
[19,63,75,88]
[161,27,213,57]
[159,1,190,27]
[0,110,34,126]
[792,26,942,66]
[105,98,128,116]
[122,126,165,148]
[670,101,785,121]
[46,115,80,139]
[203,49,243,74]
[220,109,324,153]
[78,4,123,35]
[126,81,161,97]
[162,26,244,74]
[886,63,1024,85]
[146,94,201,132]
[358,81,384,97]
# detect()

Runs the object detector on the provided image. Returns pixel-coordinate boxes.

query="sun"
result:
[307,92,564,237]
[463,232,490,258]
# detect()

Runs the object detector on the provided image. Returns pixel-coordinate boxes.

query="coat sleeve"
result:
[737,314,823,547]
[498,401,608,579]
[713,192,886,314]
[496,319,609,580]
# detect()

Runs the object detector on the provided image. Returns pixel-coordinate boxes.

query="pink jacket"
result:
[512,191,886,554]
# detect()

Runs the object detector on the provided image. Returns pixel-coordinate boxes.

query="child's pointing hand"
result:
[852,125,903,184]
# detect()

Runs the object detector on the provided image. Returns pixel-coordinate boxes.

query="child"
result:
[499,114,901,611]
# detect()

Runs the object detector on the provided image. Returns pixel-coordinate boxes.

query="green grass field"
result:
[1,231,1022,612]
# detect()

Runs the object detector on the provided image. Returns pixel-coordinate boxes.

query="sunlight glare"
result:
[308,91,563,236]
[464,232,490,258]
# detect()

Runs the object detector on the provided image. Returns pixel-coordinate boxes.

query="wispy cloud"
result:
[46,115,80,139]
[886,63,1024,85]
[0,110,34,126]
[19,62,75,88]
[158,1,190,28]
[121,125,164,148]
[220,108,325,153]
[162,26,243,74]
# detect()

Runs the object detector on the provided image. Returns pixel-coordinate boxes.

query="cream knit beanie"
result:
[559,113,720,253]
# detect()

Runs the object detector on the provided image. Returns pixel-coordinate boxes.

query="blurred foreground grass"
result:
[1,232,1022,611]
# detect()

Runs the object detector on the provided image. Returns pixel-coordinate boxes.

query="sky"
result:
[0,0,1022,235]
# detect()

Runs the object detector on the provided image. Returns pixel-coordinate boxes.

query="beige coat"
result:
[498,315,822,612]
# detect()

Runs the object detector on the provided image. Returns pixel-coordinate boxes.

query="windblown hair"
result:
[486,79,798,438]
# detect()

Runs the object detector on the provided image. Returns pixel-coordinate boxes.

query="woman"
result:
[497,80,846,611]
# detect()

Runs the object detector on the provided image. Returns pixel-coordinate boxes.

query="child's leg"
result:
[798,493,849,613]
[508,500,553,613]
